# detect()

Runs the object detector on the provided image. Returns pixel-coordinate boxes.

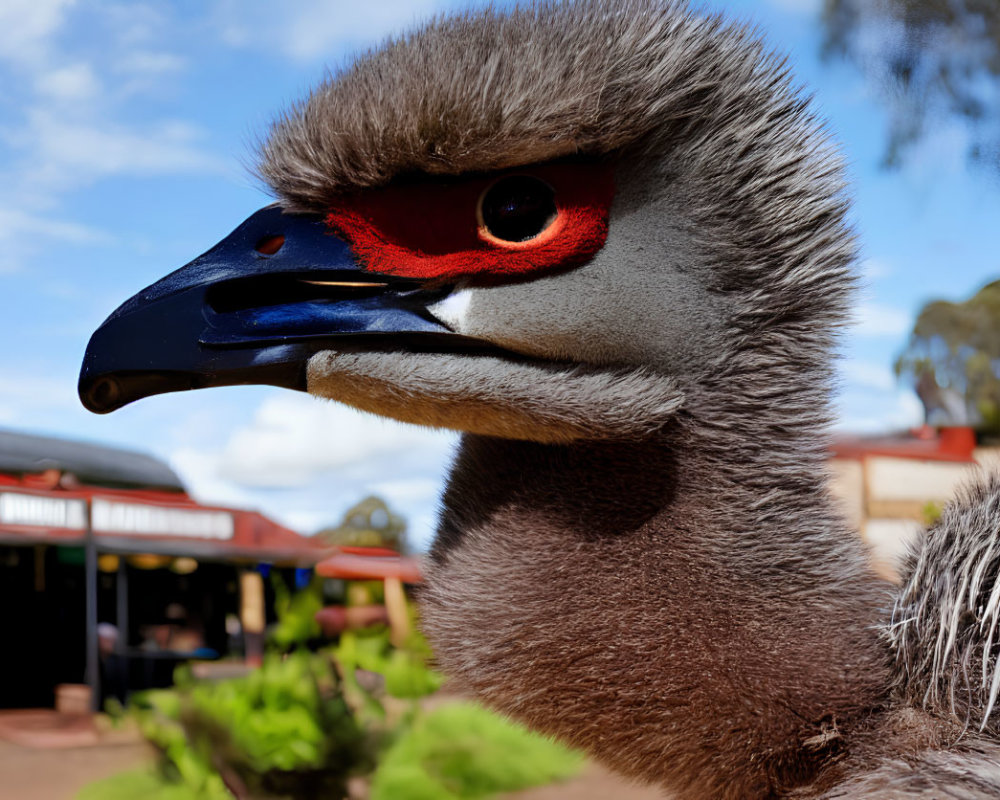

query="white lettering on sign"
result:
[92,499,234,540]
[0,492,87,530]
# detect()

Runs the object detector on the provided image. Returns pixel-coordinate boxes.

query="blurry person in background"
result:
[96,622,127,707]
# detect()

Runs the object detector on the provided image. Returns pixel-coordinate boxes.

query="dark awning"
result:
[0,429,184,492]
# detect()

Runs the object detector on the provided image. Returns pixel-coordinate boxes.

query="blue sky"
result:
[1,0,998,549]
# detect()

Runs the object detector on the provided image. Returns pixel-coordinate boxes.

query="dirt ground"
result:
[0,736,665,800]
[502,764,666,799]
[0,737,153,800]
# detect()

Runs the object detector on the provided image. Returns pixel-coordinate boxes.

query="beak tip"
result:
[79,374,124,415]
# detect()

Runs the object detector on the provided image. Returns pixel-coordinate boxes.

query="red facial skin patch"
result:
[324,162,615,284]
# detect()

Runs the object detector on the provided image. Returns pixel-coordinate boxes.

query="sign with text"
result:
[0,492,87,530]
[92,499,234,540]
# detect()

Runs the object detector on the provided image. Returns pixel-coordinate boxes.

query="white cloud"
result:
[217,393,455,487]
[860,258,893,282]
[0,374,82,415]
[835,388,923,433]
[108,49,188,99]
[369,478,443,504]
[1,110,223,231]
[0,0,74,67]
[113,50,185,77]
[0,2,220,272]
[852,302,911,338]
[98,4,169,48]
[841,360,895,392]
[407,509,441,551]
[281,509,339,534]
[214,0,458,62]
[282,0,446,60]
[167,393,456,548]
[169,446,261,510]
[0,208,109,245]
[836,356,922,434]
[35,62,100,100]
[0,208,111,273]
[25,112,222,183]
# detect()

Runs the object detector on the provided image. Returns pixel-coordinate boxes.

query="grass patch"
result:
[76,768,201,800]
[371,702,583,800]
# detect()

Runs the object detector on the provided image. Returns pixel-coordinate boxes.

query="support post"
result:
[84,502,100,712]
[383,577,410,649]
[34,545,46,592]
[240,570,265,667]
[116,557,129,653]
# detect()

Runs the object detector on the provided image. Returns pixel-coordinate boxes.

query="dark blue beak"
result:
[79,205,453,413]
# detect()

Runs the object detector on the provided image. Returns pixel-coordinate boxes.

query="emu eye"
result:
[478,175,558,243]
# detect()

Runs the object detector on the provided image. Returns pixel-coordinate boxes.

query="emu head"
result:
[79,0,854,447]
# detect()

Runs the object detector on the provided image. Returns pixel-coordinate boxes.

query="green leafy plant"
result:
[77,767,204,800]
[110,650,370,800]
[269,574,323,650]
[370,702,583,800]
[80,579,581,800]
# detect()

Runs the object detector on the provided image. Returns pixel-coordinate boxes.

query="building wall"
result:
[828,455,983,582]
[828,459,864,531]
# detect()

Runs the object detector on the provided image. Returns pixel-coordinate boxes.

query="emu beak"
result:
[79,205,454,414]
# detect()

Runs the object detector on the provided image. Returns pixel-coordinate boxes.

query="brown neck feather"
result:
[421,412,892,799]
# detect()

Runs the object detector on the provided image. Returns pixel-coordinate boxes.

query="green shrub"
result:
[77,768,202,800]
[96,649,370,800]
[370,702,583,800]
[80,582,581,800]
[269,575,323,650]
[184,650,371,794]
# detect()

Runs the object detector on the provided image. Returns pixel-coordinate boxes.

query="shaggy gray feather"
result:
[890,473,1000,735]
[809,740,1000,798]
[307,352,685,443]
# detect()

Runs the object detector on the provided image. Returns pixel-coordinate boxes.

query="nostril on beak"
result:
[254,235,284,255]
[85,376,121,413]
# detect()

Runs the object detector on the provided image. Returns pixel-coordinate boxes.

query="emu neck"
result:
[423,416,891,799]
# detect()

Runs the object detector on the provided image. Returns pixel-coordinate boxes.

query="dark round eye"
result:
[479,175,558,243]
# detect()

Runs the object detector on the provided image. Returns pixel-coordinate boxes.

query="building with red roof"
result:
[0,429,325,711]
[828,425,982,582]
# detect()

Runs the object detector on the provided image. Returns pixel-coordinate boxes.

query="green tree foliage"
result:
[895,279,1000,429]
[316,496,407,551]
[822,0,1000,169]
